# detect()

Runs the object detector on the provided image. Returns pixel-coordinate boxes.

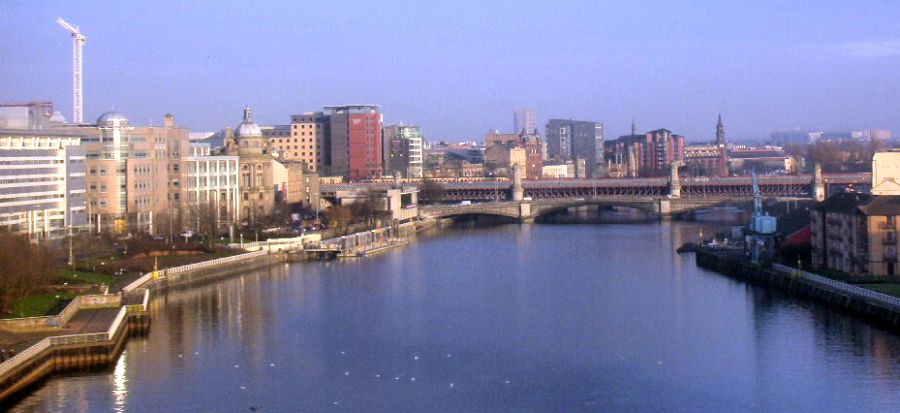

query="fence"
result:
[0,286,150,384]
[122,250,269,293]
[772,263,900,310]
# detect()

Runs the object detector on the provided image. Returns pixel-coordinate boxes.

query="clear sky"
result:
[2,0,899,142]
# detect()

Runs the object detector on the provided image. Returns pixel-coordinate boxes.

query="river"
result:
[11,222,900,412]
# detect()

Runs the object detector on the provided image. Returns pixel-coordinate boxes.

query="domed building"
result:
[225,106,283,224]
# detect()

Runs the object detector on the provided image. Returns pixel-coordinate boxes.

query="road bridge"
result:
[419,196,762,222]
[322,172,870,203]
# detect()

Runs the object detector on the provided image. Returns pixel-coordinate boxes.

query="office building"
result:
[545,119,604,176]
[384,124,425,178]
[325,105,382,180]
[285,112,329,173]
[0,130,87,239]
[513,108,537,135]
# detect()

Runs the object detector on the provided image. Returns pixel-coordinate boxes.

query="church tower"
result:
[716,113,726,146]
[716,114,728,176]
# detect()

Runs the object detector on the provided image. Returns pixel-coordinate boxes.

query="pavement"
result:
[0,307,122,354]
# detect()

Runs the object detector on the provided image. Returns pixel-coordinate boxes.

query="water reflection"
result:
[10,223,900,412]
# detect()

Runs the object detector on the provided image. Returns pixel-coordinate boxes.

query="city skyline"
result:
[2,1,899,141]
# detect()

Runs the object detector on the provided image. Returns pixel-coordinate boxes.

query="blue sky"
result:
[2,0,899,142]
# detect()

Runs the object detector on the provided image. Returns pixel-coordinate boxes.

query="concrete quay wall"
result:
[695,250,900,329]
[0,313,150,406]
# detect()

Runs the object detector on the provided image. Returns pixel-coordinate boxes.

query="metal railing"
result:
[124,250,269,293]
[0,338,51,377]
[772,263,900,310]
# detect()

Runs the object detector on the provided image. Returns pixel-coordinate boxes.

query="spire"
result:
[243,105,253,123]
[715,113,725,146]
[631,117,637,136]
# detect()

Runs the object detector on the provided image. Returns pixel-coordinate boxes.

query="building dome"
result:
[235,106,262,137]
[97,110,128,125]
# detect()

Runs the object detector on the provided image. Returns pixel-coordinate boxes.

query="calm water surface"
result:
[12,223,900,412]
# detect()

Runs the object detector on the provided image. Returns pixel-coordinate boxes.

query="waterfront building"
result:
[183,142,241,228]
[544,119,603,176]
[383,124,424,179]
[56,112,191,234]
[0,130,87,239]
[331,185,418,225]
[325,105,382,180]
[288,112,329,173]
[513,108,537,135]
[605,128,684,177]
[811,153,900,276]
[223,106,281,225]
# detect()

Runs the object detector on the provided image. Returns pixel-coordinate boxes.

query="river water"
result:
[11,222,900,412]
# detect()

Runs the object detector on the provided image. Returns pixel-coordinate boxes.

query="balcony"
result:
[880,221,896,230]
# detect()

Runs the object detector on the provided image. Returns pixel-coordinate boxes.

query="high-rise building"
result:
[57,111,191,234]
[513,108,537,135]
[325,105,383,180]
[545,119,604,176]
[283,112,328,173]
[384,124,424,178]
[0,130,87,239]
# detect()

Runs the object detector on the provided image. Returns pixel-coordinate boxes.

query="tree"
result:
[325,206,354,235]
[418,179,445,204]
[188,202,219,248]
[0,233,58,316]
[349,190,382,229]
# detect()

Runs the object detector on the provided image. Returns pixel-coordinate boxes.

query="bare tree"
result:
[325,206,354,235]
[0,233,58,316]
[418,179,445,204]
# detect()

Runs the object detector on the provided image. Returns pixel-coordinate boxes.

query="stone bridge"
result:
[420,196,758,222]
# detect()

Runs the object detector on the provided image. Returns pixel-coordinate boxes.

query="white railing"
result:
[165,250,268,276]
[48,332,108,346]
[0,338,51,377]
[772,263,900,310]
[106,306,128,339]
[123,251,269,292]
[122,272,153,293]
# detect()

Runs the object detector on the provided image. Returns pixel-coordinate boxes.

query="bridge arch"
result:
[529,200,661,219]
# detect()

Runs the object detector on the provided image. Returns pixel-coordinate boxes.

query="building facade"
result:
[606,129,685,177]
[513,108,537,135]
[384,124,424,179]
[326,105,382,180]
[183,142,241,229]
[545,119,603,177]
[0,130,87,239]
[287,112,329,173]
[224,106,281,225]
